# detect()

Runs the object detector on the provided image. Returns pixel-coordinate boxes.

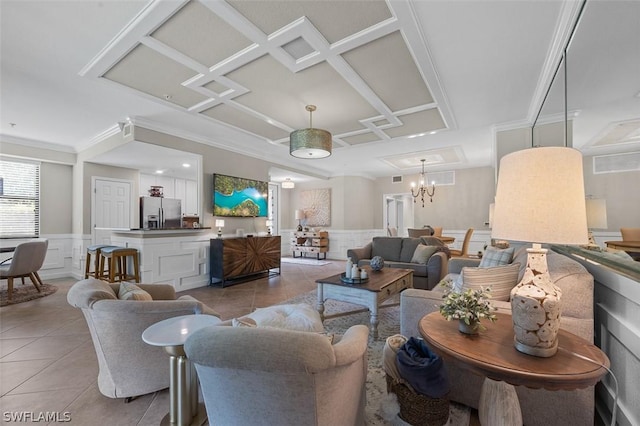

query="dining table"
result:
[604,241,640,253]
[435,236,455,244]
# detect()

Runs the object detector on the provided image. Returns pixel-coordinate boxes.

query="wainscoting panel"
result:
[573,257,640,426]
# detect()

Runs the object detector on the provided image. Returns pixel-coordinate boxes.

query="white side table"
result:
[142,314,221,426]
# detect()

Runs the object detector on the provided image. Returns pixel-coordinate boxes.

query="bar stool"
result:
[85,244,117,279]
[99,247,140,283]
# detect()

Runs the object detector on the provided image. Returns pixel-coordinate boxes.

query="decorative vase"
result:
[510,246,561,357]
[458,320,479,335]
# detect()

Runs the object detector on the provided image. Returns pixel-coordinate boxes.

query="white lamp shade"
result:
[492,147,588,245]
[585,198,608,229]
[215,219,225,227]
[295,210,304,220]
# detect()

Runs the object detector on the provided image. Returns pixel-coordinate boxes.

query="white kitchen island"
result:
[111,228,214,291]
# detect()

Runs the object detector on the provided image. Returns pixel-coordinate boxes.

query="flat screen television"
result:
[213,173,268,217]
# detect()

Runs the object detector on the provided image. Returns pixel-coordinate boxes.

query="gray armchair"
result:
[0,239,48,301]
[67,278,219,400]
[185,324,370,426]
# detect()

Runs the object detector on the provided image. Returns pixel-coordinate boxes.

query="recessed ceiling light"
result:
[429,131,437,135]
[182,163,191,168]
[155,170,164,174]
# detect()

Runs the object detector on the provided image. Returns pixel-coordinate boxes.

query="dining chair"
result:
[387,227,398,237]
[433,227,443,237]
[620,228,640,241]
[450,228,473,257]
[0,239,48,301]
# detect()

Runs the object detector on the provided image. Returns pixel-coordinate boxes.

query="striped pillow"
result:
[460,263,521,301]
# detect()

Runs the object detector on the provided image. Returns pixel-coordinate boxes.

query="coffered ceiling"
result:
[2,0,638,181]
[82,0,450,152]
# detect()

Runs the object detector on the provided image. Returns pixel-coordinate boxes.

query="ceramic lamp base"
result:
[510,245,561,358]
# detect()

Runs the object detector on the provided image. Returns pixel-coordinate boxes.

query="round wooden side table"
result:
[419,312,609,425]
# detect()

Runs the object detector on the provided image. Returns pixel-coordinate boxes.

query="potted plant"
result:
[438,279,498,334]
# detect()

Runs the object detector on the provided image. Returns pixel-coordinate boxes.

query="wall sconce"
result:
[282,178,295,189]
[215,219,225,238]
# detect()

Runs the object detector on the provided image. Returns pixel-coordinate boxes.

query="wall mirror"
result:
[537,0,640,277]
[533,0,640,154]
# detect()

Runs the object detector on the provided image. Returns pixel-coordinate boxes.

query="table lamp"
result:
[295,210,304,231]
[265,220,273,236]
[584,198,607,249]
[215,219,225,238]
[492,147,588,357]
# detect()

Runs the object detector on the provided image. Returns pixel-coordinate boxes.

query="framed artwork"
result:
[300,188,331,227]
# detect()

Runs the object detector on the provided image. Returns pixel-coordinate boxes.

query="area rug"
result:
[280,257,331,266]
[0,283,58,307]
[279,291,471,426]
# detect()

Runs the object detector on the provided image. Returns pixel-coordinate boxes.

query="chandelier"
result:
[410,159,435,207]
[290,105,332,158]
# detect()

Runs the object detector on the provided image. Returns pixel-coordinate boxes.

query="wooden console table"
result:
[292,231,329,260]
[209,236,280,287]
[419,312,609,425]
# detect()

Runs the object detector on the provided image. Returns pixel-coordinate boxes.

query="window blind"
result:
[0,159,40,238]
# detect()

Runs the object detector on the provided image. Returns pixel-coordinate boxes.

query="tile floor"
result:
[0,260,345,425]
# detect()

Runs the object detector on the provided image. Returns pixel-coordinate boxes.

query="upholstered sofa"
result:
[67,278,220,399]
[347,237,448,290]
[400,246,596,426]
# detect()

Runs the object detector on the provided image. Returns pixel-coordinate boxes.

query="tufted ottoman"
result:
[245,303,325,332]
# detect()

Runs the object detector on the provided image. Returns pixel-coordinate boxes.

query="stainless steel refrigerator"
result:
[140,197,182,229]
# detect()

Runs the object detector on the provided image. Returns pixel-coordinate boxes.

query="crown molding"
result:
[0,134,77,153]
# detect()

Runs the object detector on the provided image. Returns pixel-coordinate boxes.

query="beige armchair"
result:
[185,324,369,426]
[0,239,48,301]
[67,278,219,400]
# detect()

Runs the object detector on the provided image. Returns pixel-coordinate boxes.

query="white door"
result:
[92,178,132,245]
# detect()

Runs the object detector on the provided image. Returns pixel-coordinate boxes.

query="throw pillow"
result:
[460,262,520,301]
[411,244,439,264]
[247,303,325,332]
[479,246,515,268]
[118,282,152,301]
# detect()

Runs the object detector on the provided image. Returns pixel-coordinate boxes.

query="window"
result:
[0,159,40,238]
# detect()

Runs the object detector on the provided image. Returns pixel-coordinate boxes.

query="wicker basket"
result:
[385,375,450,426]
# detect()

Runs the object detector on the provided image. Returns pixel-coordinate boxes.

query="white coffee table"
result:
[142,314,221,426]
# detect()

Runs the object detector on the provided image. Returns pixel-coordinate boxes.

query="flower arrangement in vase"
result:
[438,279,498,334]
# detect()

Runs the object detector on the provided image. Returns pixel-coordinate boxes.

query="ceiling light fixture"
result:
[282,178,295,189]
[290,105,332,159]
[410,159,435,207]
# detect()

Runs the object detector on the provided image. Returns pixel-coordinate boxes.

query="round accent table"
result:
[419,312,609,425]
[142,314,221,426]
